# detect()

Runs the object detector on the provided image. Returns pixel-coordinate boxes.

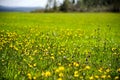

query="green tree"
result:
[60,0,70,12]
[46,0,53,10]
[53,0,57,11]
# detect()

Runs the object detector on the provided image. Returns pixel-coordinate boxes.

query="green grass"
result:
[0,12,120,80]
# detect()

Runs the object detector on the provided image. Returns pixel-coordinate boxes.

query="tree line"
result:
[34,0,120,12]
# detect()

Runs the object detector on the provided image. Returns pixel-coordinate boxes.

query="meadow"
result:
[0,12,120,80]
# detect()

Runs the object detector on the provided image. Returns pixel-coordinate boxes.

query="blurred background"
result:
[0,0,120,12]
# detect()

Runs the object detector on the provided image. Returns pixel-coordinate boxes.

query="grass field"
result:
[0,12,120,80]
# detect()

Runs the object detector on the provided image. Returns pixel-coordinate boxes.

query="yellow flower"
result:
[27,73,32,80]
[112,48,116,51]
[33,63,36,67]
[50,56,55,60]
[74,71,79,77]
[59,72,64,77]
[101,75,106,79]
[58,63,61,66]
[68,63,72,67]
[95,75,99,79]
[73,62,79,67]
[107,75,111,78]
[117,68,120,72]
[80,76,83,79]
[98,68,103,73]
[44,71,51,77]
[28,64,33,68]
[85,65,91,70]
[14,46,18,51]
[55,66,65,72]
[57,78,62,80]
[33,76,36,80]
[33,50,37,53]
[106,69,110,73]
[27,73,31,77]
[29,56,34,61]
[89,76,94,80]
[55,69,59,73]
[57,66,65,72]
[115,76,119,80]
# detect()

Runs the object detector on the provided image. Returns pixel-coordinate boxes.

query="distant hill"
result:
[0,6,44,12]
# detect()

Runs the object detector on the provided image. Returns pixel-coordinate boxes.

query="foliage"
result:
[44,0,120,12]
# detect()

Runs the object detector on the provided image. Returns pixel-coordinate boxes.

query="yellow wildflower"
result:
[50,56,55,60]
[85,65,91,70]
[33,63,36,67]
[57,66,65,72]
[107,75,111,78]
[106,69,110,73]
[101,75,106,79]
[57,78,62,80]
[115,76,119,80]
[68,63,72,67]
[89,76,94,80]
[98,68,103,73]
[33,50,37,53]
[73,62,79,67]
[117,68,120,72]
[59,72,64,77]
[80,76,83,79]
[33,76,36,80]
[58,63,61,66]
[112,48,116,51]
[95,75,99,79]
[74,71,79,77]
[44,71,51,77]
[28,64,33,68]
[27,73,32,80]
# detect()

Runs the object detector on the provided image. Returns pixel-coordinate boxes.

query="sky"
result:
[0,0,63,7]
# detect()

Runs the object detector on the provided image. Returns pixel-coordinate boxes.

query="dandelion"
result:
[74,71,79,77]
[115,76,119,80]
[101,75,106,79]
[80,76,83,79]
[27,73,32,80]
[28,64,33,68]
[106,68,110,73]
[85,65,91,70]
[98,68,103,73]
[89,76,94,80]
[59,72,64,77]
[107,75,111,78]
[33,50,37,53]
[50,56,55,60]
[68,63,72,67]
[57,78,62,80]
[95,75,99,79]
[73,62,79,67]
[117,68,120,72]
[58,63,61,66]
[56,66,65,72]
[112,48,116,51]
[33,63,36,67]
[42,71,51,77]
[29,56,34,61]
[33,76,36,80]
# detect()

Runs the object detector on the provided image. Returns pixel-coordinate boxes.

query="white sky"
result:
[0,0,63,7]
